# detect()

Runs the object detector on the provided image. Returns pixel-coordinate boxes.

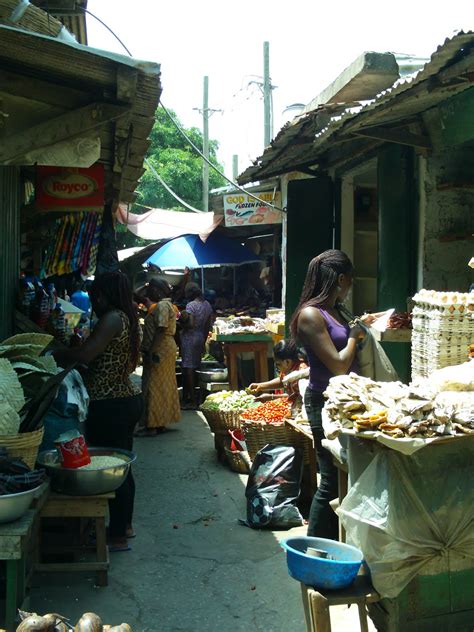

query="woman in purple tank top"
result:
[290,249,376,540]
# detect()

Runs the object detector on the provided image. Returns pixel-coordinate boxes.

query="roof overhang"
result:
[239,32,474,184]
[0,22,161,204]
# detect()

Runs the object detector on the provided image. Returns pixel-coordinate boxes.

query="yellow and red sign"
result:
[36,165,104,211]
[223,191,282,227]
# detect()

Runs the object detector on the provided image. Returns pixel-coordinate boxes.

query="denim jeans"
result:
[305,388,338,540]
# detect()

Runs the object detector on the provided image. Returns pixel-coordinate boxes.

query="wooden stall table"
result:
[0,483,49,631]
[285,420,318,490]
[35,492,114,587]
[213,333,273,390]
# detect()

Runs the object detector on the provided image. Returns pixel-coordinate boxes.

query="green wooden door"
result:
[285,176,334,329]
[377,146,417,382]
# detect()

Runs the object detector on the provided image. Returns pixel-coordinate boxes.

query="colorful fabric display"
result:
[41,212,103,278]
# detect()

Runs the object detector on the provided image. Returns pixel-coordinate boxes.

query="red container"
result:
[55,430,91,468]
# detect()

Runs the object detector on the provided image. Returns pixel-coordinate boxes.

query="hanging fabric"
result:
[41,212,103,278]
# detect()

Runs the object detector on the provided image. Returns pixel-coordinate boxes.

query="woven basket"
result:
[199,408,220,433]
[242,420,310,463]
[224,447,251,474]
[213,409,242,431]
[0,428,45,469]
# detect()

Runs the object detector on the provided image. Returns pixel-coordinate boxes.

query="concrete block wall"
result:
[421,146,474,291]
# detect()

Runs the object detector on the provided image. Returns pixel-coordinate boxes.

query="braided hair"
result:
[90,272,140,370]
[290,249,353,339]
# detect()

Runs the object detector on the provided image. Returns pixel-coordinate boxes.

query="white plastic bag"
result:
[337,439,474,598]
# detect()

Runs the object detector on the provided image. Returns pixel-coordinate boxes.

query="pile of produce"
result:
[387,311,412,329]
[201,390,256,413]
[17,610,131,630]
[213,316,268,335]
[241,397,291,424]
[324,363,473,439]
[0,449,46,494]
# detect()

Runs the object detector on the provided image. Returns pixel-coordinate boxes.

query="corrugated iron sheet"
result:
[239,31,474,184]
[0,167,20,341]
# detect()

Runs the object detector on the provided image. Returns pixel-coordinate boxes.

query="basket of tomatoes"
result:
[241,398,298,460]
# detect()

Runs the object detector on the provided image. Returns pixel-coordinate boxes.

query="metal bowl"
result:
[37,447,136,496]
[0,484,45,524]
[197,368,229,382]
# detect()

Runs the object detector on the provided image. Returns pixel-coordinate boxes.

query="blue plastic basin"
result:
[281,536,363,590]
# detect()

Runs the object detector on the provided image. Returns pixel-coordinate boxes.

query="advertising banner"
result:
[36,165,105,211]
[223,191,282,227]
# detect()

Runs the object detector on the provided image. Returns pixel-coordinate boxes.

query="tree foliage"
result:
[116,107,226,249]
[135,107,226,211]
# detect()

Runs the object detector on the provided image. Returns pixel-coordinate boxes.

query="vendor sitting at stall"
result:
[249,339,308,415]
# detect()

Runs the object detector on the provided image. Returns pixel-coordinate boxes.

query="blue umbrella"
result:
[145,233,261,269]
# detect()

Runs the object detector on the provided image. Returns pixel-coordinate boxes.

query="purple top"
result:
[305,308,358,393]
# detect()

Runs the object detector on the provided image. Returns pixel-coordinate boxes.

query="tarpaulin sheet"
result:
[116,206,222,241]
[337,436,474,598]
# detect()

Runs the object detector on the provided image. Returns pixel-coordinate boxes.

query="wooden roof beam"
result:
[0,69,93,108]
[0,102,130,164]
[351,124,431,149]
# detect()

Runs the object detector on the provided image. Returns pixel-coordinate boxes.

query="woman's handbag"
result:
[338,305,398,382]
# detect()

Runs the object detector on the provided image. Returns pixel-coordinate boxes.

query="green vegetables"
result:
[201,390,256,412]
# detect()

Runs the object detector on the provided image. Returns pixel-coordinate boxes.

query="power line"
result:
[159,102,285,213]
[79,7,286,214]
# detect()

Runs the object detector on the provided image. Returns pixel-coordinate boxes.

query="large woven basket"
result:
[242,420,310,463]
[199,408,220,433]
[213,409,242,431]
[0,428,45,469]
[224,447,251,474]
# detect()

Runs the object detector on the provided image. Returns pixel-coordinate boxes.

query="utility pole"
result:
[194,77,222,212]
[202,76,209,212]
[263,41,272,147]
[248,43,275,151]
[232,155,239,181]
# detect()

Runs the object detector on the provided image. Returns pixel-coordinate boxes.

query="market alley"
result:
[30,410,307,631]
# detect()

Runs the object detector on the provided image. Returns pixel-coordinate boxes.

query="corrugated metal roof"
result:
[239,31,474,184]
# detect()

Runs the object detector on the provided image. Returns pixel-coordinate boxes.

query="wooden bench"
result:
[35,492,113,587]
[0,483,49,631]
[300,576,379,632]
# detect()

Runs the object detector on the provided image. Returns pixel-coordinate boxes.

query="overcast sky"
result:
[86,1,474,178]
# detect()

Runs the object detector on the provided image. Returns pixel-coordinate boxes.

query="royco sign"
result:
[223,191,282,227]
[36,165,105,211]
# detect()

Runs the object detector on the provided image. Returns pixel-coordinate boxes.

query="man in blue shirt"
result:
[70,283,91,315]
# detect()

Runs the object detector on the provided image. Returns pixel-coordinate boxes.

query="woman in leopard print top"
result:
[54,272,143,552]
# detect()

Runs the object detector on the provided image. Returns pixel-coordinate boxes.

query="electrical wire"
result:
[159,102,285,213]
[81,6,286,213]
[144,158,206,213]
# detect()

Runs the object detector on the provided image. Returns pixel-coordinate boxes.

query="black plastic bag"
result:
[243,444,304,529]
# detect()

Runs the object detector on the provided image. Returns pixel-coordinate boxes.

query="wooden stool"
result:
[35,492,114,587]
[300,576,379,632]
[223,341,269,390]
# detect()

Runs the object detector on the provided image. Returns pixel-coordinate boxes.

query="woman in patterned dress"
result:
[136,278,181,435]
[180,282,214,409]
[54,272,143,551]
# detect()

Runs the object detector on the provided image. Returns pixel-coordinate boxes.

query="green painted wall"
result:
[437,87,474,147]
[377,146,417,382]
[285,177,334,329]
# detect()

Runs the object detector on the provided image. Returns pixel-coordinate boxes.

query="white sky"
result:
[86,0,474,178]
